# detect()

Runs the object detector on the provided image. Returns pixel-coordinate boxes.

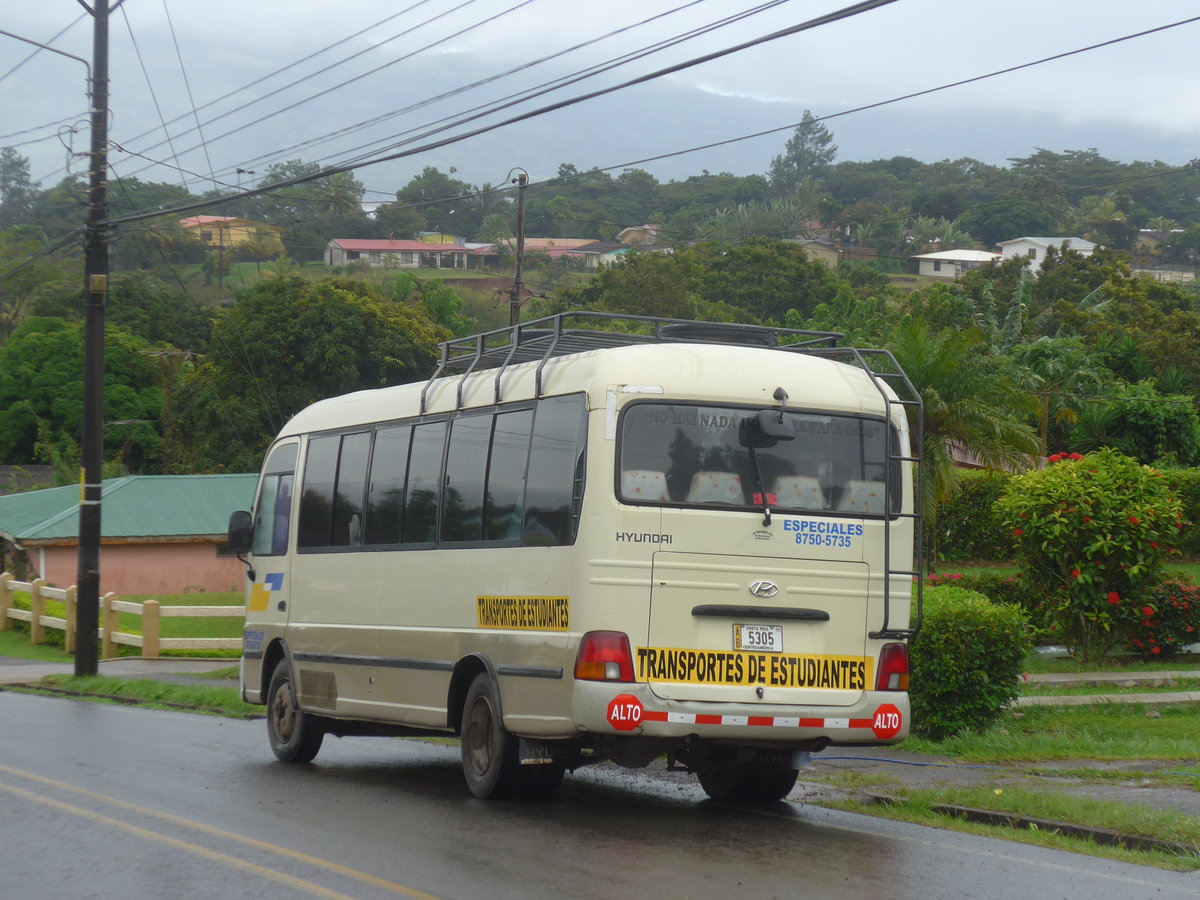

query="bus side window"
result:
[524,394,587,546]
[298,432,370,549]
[403,421,446,545]
[442,415,492,543]
[365,425,411,545]
[484,408,533,542]
[252,443,297,557]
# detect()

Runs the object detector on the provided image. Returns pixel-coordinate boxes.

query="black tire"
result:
[751,765,799,802]
[522,763,566,799]
[697,763,756,802]
[266,659,324,763]
[698,763,798,802]
[460,672,523,799]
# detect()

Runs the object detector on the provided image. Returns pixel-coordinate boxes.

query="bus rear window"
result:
[618,403,900,516]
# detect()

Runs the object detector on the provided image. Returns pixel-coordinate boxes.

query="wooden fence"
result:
[0,572,242,658]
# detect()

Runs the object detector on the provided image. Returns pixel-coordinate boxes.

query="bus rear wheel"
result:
[698,763,798,803]
[266,659,324,763]
[461,672,523,799]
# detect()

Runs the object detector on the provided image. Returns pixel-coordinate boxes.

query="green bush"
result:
[1122,579,1200,657]
[931,470,1013,563]
[927,570,1050,636]
[1159,467,1200,556]
[909,585,1031,741]
[995,448,1182,662]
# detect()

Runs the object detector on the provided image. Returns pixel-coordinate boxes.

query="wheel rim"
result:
[464,694,497,777]
[271,679,296,743]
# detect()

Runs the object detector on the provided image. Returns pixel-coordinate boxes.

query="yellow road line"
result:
[0,763,443,900]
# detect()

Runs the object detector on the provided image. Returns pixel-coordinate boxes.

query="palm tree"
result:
[886,320,1040,565]
[1008,337,1110,455]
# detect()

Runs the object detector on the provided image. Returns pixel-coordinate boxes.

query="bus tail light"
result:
[876,642,909,691]
[574,631,635,682]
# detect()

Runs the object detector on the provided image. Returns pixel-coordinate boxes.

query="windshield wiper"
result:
[747,445,772,527]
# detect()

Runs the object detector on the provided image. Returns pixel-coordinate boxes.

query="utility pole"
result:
[508,171,527,327]
[76,0,114,677]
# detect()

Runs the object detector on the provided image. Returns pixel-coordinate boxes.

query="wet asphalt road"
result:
[1,690,1197,900]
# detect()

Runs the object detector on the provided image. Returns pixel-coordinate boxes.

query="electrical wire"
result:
[106,0,439,154]
[160,0,216,186]
[225,0,787,178]
[101,0,901,228]
[112,0,518,179]
[120,5,189,190]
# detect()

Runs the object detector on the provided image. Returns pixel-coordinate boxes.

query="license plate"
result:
[734,623,783,652]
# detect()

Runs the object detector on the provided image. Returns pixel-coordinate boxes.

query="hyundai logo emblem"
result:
[748,580,779,599]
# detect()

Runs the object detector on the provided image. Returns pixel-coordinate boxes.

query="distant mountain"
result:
[15,48,1197,194]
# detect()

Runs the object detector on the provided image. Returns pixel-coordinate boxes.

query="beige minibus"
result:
[228,313,923,801]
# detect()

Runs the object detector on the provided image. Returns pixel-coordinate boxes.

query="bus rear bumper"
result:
[574,682,910,745]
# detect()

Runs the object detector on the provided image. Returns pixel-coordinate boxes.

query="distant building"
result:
[997,236,1095,274]
[782,237,878,268]
[325,238,468,269]
[0,474,256,594]
[913,249,1000,280]
[178,215,284,248]
[615,224,662,245]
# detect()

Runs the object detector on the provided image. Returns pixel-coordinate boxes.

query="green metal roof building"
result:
[0,474,257,596]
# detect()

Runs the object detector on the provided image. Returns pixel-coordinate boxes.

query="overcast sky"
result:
[3,0,1198,201]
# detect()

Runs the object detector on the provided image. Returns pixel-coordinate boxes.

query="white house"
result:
[997,237,1095,274]
[913,249,1000,279]
[325,239,468,269]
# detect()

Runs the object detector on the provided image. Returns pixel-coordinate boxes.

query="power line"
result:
[105,0,439,154]
[120,6,188,190]
[113,0,521,181]
[226,0,787,178]
[160,0,216,186]
[101,0,901,228]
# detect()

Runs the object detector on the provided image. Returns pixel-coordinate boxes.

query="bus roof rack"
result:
[421,312,846,412]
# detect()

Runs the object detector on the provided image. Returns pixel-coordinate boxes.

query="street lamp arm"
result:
[0,28,91,83]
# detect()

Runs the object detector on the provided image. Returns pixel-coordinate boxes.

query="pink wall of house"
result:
[36,542,246,596]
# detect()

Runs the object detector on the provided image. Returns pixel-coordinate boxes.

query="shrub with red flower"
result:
[996,448,1182,662]
[1123,580,1200,658]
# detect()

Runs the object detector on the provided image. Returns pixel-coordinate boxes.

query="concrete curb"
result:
[866,793,1200,857]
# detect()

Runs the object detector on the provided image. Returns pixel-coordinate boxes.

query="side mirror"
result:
[228,510,253,554]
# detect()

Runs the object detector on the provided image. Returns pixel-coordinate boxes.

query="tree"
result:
[957,198,1060,249]
[1068,380,1200,466]
[0,148,38,230]
[395,166,474,234]
[885,320,1040,564]
[370,199,427,239]
[554,248,714,320]
[767,110,837,196]
[1072,195,1132,247]
[0,230,77,341]
[0,317,164,470]
[174,278,449,470]
[698,195,819,245]
[240,227,286,273]
[697,237,839,321]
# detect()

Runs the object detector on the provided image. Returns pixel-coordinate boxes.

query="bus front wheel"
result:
[460,672,523,799]
[266,659,324,763]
